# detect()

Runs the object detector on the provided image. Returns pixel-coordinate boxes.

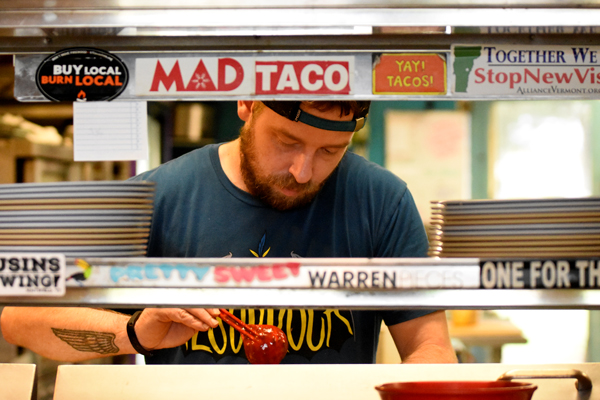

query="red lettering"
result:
[214,267,229,283]
[496,72,507,84]
[64,75,73,84]
[576,68,590,83]
[555,72,573,83]
[542,72,553,84]
[271,265,287,279]
[150,60,185,92]
[256,266,271,282]
[214,264,301,284]
[286,262,301,277]
[229,267,256,283]
[509,72,521,88]
[218,58,244,91]
[185,60,217,91]
[94,75,103,85]
[524,68,540,84]
[104,75,115,86]
[114,75,123,86]
[474,68,485,83]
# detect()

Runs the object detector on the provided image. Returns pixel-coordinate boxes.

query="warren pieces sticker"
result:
[0,254,66,296]
[36,48,128,102]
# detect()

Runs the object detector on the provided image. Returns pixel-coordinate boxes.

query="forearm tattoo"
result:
[51,328,119,354]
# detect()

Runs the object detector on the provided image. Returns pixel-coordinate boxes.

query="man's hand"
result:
[0,307,222,362]
[134,308,220,351]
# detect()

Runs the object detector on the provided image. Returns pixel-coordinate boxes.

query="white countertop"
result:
[53,363,599,400]
[0,363,36,400]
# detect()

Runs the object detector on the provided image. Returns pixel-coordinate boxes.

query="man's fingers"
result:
[144,308,221,332]
[160,308,219,331]
[206,308,221,318]
[183,308,220,330]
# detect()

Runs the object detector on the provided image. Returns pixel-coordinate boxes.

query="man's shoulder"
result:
[132,144,217,184]
[338,151,408,193]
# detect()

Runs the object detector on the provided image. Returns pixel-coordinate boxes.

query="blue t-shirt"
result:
[133,144,430,364]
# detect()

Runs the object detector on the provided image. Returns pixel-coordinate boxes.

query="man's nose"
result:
[289,152,313,184]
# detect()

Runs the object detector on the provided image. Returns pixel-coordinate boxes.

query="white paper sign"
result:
[73,101,149,161]
[0,254,66,296]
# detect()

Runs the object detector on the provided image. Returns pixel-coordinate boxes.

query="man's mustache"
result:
[268,174,317,192]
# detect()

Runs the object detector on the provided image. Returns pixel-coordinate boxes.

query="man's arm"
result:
[388,310,458,364]
[0,307,219,362]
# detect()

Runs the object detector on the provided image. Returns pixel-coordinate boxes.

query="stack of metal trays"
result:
[428,197,600,258]
[0,181,154,257]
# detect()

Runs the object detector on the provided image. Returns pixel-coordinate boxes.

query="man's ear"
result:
[237,100,254,122]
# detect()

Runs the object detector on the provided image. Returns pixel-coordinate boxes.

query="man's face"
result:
[239,103,355,211]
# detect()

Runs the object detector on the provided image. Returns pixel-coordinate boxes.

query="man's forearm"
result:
[399,342,458,364]
[1,307,135,362]
[389,311,458,364]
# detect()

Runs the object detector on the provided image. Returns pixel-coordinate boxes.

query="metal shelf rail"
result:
[1,256,599,309]
[1,1,600,53]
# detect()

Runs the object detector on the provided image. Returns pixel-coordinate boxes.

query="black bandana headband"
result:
[261,101,368,132]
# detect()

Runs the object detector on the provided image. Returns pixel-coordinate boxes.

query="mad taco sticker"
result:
[36,48,128,102]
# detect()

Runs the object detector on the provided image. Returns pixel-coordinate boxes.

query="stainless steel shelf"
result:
[6,1,600,9]
[1,256,599,309]
[1,2,600,53]
[2,8,600,31]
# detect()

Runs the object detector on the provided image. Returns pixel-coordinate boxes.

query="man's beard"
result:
[239,123,328,211]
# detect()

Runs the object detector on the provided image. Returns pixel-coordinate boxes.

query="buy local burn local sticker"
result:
[36,48,128,102]
[373,53,447,95]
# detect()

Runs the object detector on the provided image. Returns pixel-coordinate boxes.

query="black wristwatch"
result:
[126,310,154,357]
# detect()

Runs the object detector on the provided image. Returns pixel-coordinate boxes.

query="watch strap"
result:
[126,310,153,357]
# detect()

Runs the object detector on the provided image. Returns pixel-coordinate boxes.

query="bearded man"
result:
[1,101,457,364]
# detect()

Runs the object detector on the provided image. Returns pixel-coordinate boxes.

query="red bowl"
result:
[375,381,538,400]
